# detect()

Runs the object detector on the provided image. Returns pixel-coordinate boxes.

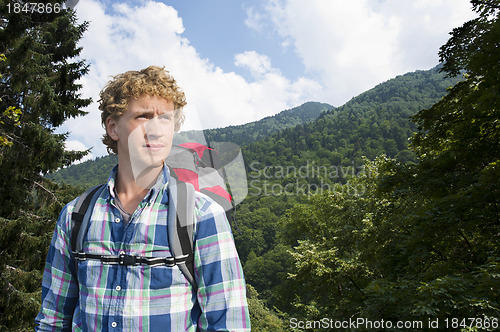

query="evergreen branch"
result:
[32,180,59,204]
[472,0,500,11]
[0,128,27,148]
[2,266,39,306]
[19,210,43,219]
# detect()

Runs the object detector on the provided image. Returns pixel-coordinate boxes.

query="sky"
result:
[61,0,477,160]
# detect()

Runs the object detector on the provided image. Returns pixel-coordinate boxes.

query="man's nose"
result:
[144,117,164,138]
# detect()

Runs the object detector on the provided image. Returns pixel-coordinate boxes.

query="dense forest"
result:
[1,0,499,331]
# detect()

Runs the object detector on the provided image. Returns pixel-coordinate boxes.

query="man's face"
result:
[106,95,175,184]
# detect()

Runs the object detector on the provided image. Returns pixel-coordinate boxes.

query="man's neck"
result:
[115,155,163,214]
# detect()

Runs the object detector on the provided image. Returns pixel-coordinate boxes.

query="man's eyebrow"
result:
[131,109,174,118]
[137,105,175,111]
[131,109,153,117]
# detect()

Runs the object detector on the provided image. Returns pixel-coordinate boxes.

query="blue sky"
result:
[169,0,305,81]
[62,0,477,159]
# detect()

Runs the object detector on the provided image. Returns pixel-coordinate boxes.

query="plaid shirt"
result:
[35,166,250,331]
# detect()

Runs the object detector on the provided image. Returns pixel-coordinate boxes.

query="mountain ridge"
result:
[174,101,333,146]
[48,66,461,188]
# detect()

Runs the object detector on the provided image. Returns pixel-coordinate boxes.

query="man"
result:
[35,66,250,331]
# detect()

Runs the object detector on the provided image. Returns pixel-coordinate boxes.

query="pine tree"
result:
[0,0,90,217]
[0,1,90,329]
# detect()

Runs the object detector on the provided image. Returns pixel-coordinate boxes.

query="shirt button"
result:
[114,217,120,223]
[115,285,121,291]
[111,322,117,328]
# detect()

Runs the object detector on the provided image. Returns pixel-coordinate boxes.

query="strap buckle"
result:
[173,254,191,264]
[72,251,87,261]
[119,254,137,266]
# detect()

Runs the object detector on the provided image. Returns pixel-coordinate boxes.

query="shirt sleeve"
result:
[35,202,80,331]
[193,195,251,331]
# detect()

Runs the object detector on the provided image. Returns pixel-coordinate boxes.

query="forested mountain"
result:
[47,154,118,189]
[49,67,457,188]
[243,66,461,171]
[230,65,465,313]
[175,101,333,146]
[47,101,332,188]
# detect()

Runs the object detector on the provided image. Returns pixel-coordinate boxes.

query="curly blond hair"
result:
[99,66,187,154]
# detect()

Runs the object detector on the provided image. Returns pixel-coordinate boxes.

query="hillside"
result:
[47,154,119,189]
[231,65,463,307]
[173,101,332,146]
[243,66,461,173]
[47,101,332,188]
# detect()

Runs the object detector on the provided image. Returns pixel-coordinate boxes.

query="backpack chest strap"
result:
[72,251,191,267]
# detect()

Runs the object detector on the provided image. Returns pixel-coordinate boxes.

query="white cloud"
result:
[235,51,274,79]
[246,0,477,106]
[244,6,266,33]
[61,0,320,158]
[65,140,94,163]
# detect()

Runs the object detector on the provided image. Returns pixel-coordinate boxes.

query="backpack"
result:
[70,142,246,289]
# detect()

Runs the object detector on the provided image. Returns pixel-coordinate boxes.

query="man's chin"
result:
[149,160,165,169]
[130,152,165,169]
[131,162,165,189]
[134,159,165,171]
[131,151,167,166]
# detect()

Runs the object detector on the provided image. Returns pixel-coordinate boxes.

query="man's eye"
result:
[159,114,173,120]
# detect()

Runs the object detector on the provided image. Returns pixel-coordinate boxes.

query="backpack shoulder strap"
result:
[71,184,106,253]
[167,177,197,290]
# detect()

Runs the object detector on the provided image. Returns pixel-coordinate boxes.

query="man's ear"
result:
[106,117,119,141]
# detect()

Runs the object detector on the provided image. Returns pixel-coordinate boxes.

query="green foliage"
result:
[0,180,83,330]
[280,0,500,328]
[279,161,382,320]
[0,53,23,147]
[0,106,22,146]
[47,154,118,189]
[244,244,293,303]
[0,1,91,329]
[282,157,499,327]
[0,0,91,217]
[246,284,286,332]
